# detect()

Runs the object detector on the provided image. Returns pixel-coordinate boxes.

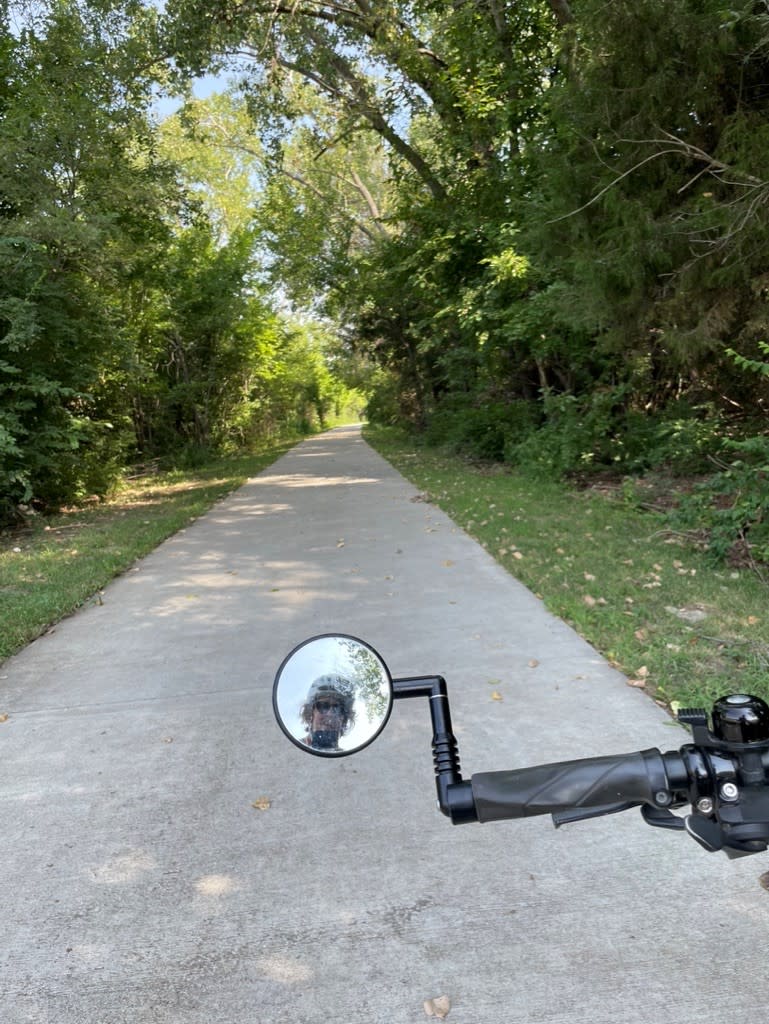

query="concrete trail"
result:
[1,424,767,1024]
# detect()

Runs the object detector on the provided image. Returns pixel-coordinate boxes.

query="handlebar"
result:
[471,748,679,824]
[393,681,769,856]
[463,715,769,857]
[426,694,769,858]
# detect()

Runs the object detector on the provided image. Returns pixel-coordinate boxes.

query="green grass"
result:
[0,439,298,663]
[365,424,769,713]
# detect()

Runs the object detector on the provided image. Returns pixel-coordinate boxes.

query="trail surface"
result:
[1,425,767,1023]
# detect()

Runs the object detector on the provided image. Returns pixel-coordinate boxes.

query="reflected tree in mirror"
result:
[341,637,390,724]
[273,635,393,757]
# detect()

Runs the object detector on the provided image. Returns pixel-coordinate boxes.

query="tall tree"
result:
[523,0,769,411]
[0,0,179,514]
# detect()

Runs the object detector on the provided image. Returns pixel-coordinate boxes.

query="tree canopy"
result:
[4,0,769,524]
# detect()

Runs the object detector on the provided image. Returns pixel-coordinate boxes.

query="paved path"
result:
[2,424,768,1024]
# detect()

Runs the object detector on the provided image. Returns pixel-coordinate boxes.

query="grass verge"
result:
[0,438,297,664]
[365,425,769,713]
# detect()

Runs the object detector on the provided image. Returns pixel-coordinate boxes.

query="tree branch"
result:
[278,165,380,242]
[548,132,768,225]
[283,42,447,200]
[486,0,509,40]
[545,148,683,223]
[546,0,574,27]
[647,130,764,187]
[347,169,387,230]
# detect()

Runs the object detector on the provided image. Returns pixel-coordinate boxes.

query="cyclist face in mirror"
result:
[273,635,393,757]
[300,676,356,751]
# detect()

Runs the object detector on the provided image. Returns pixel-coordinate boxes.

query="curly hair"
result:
[300,690,356,736]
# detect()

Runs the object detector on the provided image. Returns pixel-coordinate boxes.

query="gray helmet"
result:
[307,674,354,715]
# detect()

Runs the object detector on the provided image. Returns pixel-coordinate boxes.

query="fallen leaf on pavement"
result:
[0,713,8,723]
[252,797,272,811]
[491,691,503,701]
[424,996,451,1019]
[528,659,540,668]
[627,678,647,688]
[443,560,455,567]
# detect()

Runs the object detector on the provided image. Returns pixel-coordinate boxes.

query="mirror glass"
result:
[273,635,393,757]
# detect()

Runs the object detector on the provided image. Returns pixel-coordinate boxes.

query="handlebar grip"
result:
[471,749,667,823]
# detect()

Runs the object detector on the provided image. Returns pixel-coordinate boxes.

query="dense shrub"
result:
[423,399,538,461]
[505,390,624,477]
[668,435,769,565]
[619,403,728,476]
[364,369,411,426]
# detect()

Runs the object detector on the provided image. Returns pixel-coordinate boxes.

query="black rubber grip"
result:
[471,749,665,823]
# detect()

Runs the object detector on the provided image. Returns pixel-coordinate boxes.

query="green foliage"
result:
[620,404,728,476]
[727,342,769,379]
[8,0,769,541]
[670,436,769,565]
[363,369,403,426]
[507,390,623,478]
[0,1,175,515]
[0,12,355,525]
[424,400,538,462]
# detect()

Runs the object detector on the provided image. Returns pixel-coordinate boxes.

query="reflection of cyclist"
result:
[301,675,356,751]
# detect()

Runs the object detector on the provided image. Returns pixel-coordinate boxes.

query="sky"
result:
[153,71,230,121]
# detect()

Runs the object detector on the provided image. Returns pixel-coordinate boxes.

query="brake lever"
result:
[684,814,725,852]
[641,804,686,832]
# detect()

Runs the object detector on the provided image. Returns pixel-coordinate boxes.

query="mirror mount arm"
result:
[392,676,478,825]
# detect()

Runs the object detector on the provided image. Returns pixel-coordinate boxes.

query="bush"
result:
[365,369,411,426]
[506,394,729,480]
[424,399,538,461]
[507,389,622,477]
[668,434,769,564]
[619,403,727,476]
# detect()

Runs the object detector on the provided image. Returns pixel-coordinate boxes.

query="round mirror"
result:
[273,634,394,757]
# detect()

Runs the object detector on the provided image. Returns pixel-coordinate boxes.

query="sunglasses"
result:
[314,700,345,714]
